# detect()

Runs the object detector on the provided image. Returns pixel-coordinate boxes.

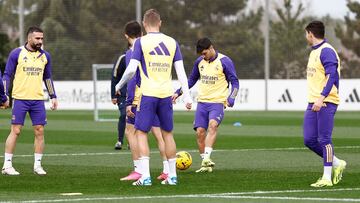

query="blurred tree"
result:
[23,0,137,80]
[143,0,264,78]
[1,0,264,80]
[1,0,136,80]
[335,0,360,78]
[270,0,310,79]
[0,0,22,26]
[0,33,14,73]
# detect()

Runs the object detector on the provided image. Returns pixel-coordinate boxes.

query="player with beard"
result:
[1,26,58,176]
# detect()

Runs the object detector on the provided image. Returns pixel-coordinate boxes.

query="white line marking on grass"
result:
[210,195,360,202]
[59,193,83,196]
[213,187,360,195]
[7,187,360,203]
[1,145,358,158]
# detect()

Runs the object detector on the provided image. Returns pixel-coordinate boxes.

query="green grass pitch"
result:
[0,110,359,202]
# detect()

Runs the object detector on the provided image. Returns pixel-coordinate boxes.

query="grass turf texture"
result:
[0,110,359,202]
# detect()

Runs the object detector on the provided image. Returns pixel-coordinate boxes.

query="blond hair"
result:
[143,9,161,26]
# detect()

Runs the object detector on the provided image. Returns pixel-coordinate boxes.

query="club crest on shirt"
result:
[314,54,319,62]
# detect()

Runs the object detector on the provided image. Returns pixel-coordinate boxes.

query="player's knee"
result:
[125,128,131,137]
[11,127,21,136]
[120,114,126,121]
[304,137,316,148]
[34,126,44,137]
[208,122,218,132]
[196,128,206,137]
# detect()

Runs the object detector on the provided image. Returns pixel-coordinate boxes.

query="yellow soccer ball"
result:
[176,151,192,170]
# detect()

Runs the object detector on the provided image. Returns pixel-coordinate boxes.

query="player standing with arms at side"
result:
[119,20,169,182]
[116,9,192,186]
[304,21,346,187]
[2,26,58,176]
[173,38,239,173]
[110,36,128,150]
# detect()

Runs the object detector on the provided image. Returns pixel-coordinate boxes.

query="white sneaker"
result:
[2,167,20,175]
[34,166,47,176]
[132,177,152,186]
[161,176,177,185]
[114,141,122,150]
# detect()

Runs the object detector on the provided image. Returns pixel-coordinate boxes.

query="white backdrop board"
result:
[44,80,360,111]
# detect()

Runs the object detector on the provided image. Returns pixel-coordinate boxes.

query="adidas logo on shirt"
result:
[149,42,170,56]
[345,88,360,103]
[278,89,293,103]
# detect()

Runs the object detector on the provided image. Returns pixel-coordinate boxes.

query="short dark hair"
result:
[124,21,142,38]
[196,37,212,54]
[305,21,325,39]
[26,26,43,36]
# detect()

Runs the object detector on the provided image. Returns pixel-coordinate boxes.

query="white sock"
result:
[3,153,13,168]
[168,158,177,178]
[333,155,341,167]
[34,153,43,168]
[322,166,332,181]
[134,159,141,174]
[200,153,205,160]
[139,156,150,179]
[163,160,169,174]
[204,147,213,159]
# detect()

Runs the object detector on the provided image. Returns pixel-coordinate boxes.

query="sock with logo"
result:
[3,153,13,169]
[134,159,141,173]
[34,153,43,169]
[204,147,213,160]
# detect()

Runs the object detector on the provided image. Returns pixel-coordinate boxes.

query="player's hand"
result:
[185,102,192,110]
[115,83,122,95]
[126,105,135,118]
[227,97,235,107]
[171,93,179,104]
[111,98,117,105]
[50,98,58,110]
[183,96,192,110]
[0,96,10,109]
[312,96,326,112]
